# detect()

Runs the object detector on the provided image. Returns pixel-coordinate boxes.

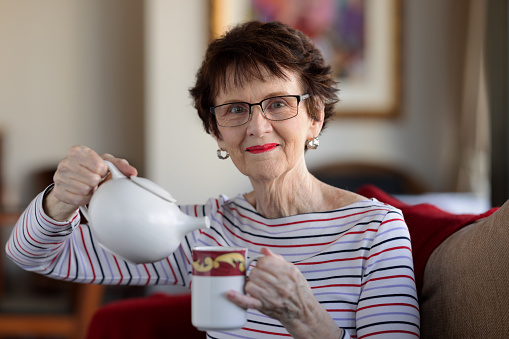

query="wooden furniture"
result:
[0,150,106,339]
[0,212,19,296]
[0,211,106,339]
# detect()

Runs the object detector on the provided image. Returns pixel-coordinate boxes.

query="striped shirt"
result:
[6,188,420,338]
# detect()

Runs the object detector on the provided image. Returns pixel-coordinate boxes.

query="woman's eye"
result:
[229,105,247,114]
[269,100,286,109]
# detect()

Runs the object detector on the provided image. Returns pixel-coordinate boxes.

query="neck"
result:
[245,161,322,218]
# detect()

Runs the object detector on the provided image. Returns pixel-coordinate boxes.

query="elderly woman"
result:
[6,21,419,338]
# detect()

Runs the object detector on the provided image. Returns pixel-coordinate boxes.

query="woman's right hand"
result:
[43,145,138,221]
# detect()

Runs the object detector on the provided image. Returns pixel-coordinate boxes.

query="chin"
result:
[247,165,286,182]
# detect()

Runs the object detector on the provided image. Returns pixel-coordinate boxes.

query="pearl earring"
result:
[306,137,319,150]
[217,149,230,160]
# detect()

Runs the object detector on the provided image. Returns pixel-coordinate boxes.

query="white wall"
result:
[0,0,144,208]
[0,0,468,209]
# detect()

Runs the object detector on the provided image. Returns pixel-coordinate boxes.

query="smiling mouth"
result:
[245,143,279,154]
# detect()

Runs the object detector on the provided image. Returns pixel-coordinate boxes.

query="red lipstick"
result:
[246,143,278,154]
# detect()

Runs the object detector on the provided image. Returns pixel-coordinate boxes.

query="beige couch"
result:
[358,185,509,338]
[420,200,509,338]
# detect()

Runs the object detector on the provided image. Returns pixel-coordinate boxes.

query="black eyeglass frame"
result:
[210,94,310,127]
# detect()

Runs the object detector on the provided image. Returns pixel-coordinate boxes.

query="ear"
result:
[212,130,227,151]
[308,105,325,139]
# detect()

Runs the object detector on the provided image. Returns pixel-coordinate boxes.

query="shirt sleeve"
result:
[5,186,204,287]
[355,208,420,338]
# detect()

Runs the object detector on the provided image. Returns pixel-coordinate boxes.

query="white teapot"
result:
[80,161,210,264]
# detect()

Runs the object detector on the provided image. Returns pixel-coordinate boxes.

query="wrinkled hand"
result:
[227,248,342,338]
[44,145,138,221]
[227,247,318,324]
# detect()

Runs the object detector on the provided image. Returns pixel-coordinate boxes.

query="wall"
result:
[1,0,468,209]
[0,0,144,208]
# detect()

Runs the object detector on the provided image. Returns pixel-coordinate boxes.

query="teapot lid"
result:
[130,176,177,203]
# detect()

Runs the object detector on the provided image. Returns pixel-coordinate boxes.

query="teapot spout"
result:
[178,213,211,236]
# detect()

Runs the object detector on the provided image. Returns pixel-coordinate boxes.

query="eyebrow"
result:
[219,91,291,104]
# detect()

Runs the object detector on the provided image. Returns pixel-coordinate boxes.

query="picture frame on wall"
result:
[210,0,401,117]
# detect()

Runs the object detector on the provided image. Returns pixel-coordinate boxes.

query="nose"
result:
[246,105,272,136]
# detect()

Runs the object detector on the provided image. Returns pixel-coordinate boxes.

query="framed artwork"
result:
[210,0,402,117]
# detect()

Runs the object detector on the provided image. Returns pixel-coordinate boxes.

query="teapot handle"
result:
[79,206,90,221]
[78,161,124,223]
[104,160,127,179]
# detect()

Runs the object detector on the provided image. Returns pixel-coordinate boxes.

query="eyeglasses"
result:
[210,94,310,127]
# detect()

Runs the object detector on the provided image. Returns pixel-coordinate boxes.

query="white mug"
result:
[191,246,259,332]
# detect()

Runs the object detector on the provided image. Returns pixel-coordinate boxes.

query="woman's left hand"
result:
[227,248,343,338]
[228,247,313,320]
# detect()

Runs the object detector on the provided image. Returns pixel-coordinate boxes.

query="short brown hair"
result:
[189,21,339,138]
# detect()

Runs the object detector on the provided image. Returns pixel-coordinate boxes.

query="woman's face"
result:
[214,68,323,182]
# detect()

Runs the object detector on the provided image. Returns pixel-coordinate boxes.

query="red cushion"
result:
[356,184,497,297]
[86,293,203,339]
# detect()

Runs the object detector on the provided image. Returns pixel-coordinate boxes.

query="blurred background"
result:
[0,0,507,211]
[0,0,507,337]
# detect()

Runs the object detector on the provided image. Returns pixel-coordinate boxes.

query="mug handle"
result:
[245,255,264,276]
